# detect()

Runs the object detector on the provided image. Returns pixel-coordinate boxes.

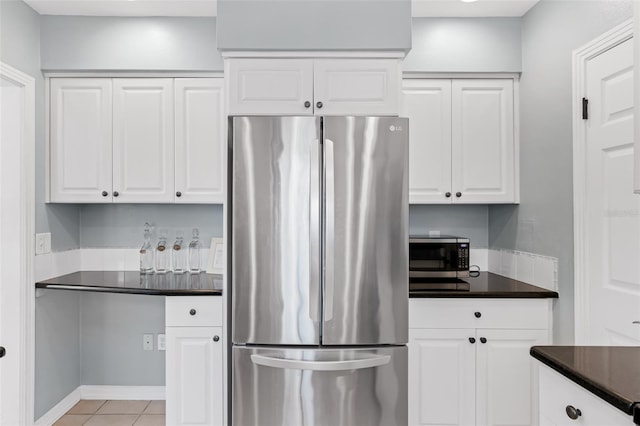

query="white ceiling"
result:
[23,0,540,18]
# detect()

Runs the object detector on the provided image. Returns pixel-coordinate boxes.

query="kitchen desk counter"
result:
[531,346,640,421]
[36,271,223,296]
[409,272,558,298]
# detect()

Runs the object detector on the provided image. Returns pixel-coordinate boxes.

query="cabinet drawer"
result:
[539,364,632,426]
[409,299,550,330]
[166,296,222,327]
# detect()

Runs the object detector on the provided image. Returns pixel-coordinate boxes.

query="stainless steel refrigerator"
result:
[230,116,408,426]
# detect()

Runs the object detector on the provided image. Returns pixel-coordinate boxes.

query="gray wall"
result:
[410,205,488,248]
[35,291,81,419]
[0,0,80,251]
[80,293,165,385]
[41,16,223,71]
[404,18,522,72]
[217,0,411,52]
[488,0,633,344]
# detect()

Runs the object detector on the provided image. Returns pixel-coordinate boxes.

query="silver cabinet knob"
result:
[101,191,108,197]
[316,101,323,109]
[176,191,182,197]
[189,309,196,316]
[304,101,311,108]
[113,191,119,197]
[213,335,220,342]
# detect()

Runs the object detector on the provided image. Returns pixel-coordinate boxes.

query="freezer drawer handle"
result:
[250,354,391,371]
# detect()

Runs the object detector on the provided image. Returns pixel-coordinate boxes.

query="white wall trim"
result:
[402,72,521,79]
[220,50,406,59]
[0,61,36,425]
[79,385,166,400]
[43,71,224,78]
[572,19,633,345]
[34,388,81,426]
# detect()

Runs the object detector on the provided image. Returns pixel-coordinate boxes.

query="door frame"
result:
[0,61,35,424]
[572,20,633,344]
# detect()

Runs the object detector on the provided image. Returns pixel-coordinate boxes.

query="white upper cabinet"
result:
[227,58,400,116]
[313,59,400,115]
[113,79,175,203]
[401,80,452,204]
[49,77,226,204]
[402,78,518,204]
[227,59,314,115]
[50,78,113,202]
[175,78,226,203]
[452,80,515,203]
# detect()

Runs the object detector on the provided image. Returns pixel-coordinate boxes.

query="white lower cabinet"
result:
[166,297,224,426]
[409,299,552,426]
[538,364,632,426]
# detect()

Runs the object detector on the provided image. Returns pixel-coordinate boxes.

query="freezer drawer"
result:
[232,345,407,426]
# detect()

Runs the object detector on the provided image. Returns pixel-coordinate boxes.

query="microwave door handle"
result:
[309,137,320,322]
[324,138,334,322]
[251,354,390,371]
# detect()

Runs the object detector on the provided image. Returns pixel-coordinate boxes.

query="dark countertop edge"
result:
[410,291,558,299]
[530,346,636,416]
[35,282,222,296]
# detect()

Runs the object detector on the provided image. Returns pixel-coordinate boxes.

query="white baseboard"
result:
[79,385,166,400]
[35,388,81,426]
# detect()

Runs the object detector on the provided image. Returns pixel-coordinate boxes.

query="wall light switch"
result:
[35,233,51,255]
[157,333,166,351]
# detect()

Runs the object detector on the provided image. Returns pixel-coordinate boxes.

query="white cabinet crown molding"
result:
[220,51,406,59]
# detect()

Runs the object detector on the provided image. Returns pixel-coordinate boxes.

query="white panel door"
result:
[113,79,174,203]
[175,78,225,204]
[227,59,313,115]
[452,80,515,203]
[50,78,112,202]
[314,59,400,116]
[408,328,475,426]
[585,38,640,345]
[401,79,452,203]
[476,329,548,426]
[166,326,223,426]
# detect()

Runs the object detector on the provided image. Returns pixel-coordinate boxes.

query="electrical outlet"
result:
[35,233,51,255]
[157,334,166,351]
[143,334,154,351]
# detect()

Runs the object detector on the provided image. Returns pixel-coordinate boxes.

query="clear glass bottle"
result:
[139,222,154,274]
[155,229,170,274]
[172,230,187,274]
[189,228,201,273]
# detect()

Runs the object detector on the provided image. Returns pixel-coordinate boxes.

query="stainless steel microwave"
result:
[409,235,470,279]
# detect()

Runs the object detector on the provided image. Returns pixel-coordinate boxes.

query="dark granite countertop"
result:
[409,272,558,298]
[36,271,223,296]
[531,346,640,421]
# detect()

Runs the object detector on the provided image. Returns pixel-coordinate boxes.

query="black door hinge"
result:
[582,97,589,120]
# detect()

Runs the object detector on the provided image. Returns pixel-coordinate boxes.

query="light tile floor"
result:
[54,400,165,426]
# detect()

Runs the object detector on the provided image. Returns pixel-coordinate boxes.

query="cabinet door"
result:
[166,326,223,426]
[476,329,548,426]
[401,80,452,203]
[314,59,400,116]
[408,328,476,426]
[50,78,112,202]
[175,78,225,203]
[227,59,314,115]
[113,79,175,203]
[452,80,515,203]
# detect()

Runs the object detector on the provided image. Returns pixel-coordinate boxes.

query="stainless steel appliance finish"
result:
[409,235,470,279]
[231,116,409,426]
[322,117,408,345]
[232,116,321,345]
[233,346,408,426]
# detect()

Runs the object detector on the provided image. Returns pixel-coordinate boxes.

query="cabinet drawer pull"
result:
[456,192,462,198]
[213,335,220,342]
[480,337,487,344]
[113,191,119,197]
[474,312,482,318]
[304,101,311,108]
[189,309,196,316]
[101,191,108,197]
[468,337,476,344]
[316,101,323,109]
[565,405,582,420]
[445,192,451,198]
[176,191,182,197]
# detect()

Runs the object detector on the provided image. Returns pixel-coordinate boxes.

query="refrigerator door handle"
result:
[250,354,391,371]
[324,138,335,322]
[309,136,320,322]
